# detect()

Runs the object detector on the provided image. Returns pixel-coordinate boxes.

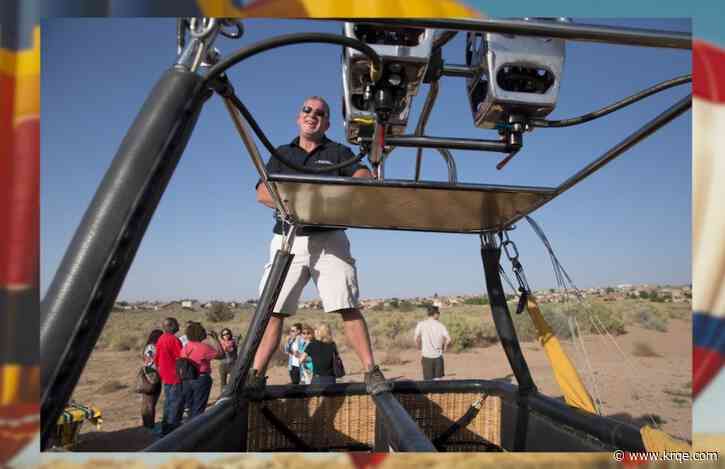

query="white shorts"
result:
[258,230,361,316]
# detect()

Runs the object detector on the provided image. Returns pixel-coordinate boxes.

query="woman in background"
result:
[141,328,163,428]
[218,328,238,389]
[180,322,223,419]
[298,324,338,385]
[296,325,315,384]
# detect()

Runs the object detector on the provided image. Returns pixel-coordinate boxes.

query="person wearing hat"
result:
[414,305,452,380]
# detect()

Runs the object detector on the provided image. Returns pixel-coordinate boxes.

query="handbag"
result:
[332,343,346,379]
[176,347,199,381]
[135,365,160,394]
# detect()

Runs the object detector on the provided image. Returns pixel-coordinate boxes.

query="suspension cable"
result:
[526,215,671,428]
[203,33,383,174]
[217,83,367,174]
[531,74,691,128]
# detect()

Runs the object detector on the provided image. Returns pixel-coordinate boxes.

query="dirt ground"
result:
[64,316,692,452]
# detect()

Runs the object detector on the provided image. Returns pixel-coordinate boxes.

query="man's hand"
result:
[352,167,373,179]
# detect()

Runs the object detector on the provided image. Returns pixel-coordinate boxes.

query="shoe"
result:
[364,365,392,395]
[243,369,267,400]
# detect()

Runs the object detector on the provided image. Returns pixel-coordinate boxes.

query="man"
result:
[252,96,389,394]
[414,305,452,380]
[154,317,184,436]
[282,323,304,384]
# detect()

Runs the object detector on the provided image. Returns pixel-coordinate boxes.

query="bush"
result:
[634,305,668,332]
[571,302,626,336]
[464,296,489,305]
[110,334,141,351]
[398,300,416,312]
[379,314,416,342]
[206,302,234,323]
[510,302,626,341]
[443,318,498,353]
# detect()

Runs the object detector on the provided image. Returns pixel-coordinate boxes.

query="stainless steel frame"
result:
[346,18,691,49]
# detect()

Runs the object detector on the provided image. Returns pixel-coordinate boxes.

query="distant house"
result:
[181,300,199,310]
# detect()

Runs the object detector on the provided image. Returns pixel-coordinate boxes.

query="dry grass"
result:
[96,380,127,394]
[96,300,687,361]
[631,341,661,358]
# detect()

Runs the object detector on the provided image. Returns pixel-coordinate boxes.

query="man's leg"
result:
[314,231,389,394]
[436,356,445,379]
[252,313,285,375]
[340,308,374,371]
[162,383,183,435]
[161,383,172,433]
[422,357,434,380]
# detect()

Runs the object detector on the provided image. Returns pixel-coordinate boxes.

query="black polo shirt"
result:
[256,135,369,235]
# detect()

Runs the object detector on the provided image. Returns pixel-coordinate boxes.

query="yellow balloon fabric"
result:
[525,295,597,414]
[196,0,480,18]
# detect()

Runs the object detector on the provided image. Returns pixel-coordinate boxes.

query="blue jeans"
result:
[162,383,184,435]
[184,374,213,419]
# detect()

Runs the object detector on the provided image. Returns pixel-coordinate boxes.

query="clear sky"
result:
[41,18,691,304]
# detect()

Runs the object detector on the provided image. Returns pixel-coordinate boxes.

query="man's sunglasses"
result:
[301,105,327,118]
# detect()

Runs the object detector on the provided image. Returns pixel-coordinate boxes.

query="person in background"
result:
[178,320,199,348]
[298,324,338,385]
[154,317,183,436]
[297,325,315,384]
[283,323,304,384]
[414,305,451,381]
[218,328,238,389]
[141,329,163,429]
[180,322,223,419]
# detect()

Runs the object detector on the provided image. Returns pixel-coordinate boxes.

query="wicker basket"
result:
[247,391,501,452]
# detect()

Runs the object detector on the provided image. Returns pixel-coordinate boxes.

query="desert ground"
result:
[57,298,695,453]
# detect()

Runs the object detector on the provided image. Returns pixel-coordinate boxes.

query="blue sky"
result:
[41,18,692,305]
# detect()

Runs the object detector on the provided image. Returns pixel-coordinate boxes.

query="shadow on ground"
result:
[74,426,157,451]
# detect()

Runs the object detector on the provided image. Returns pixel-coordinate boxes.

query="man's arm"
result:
[256,183,276,209]
[352,167,372,178]
[414,324,422,350]
[442,327,451,353]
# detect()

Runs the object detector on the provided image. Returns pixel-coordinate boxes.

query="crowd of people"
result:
[283,323,343,386]
[138,316,349,435]
[138,309,453,435]
[139,317,238,436]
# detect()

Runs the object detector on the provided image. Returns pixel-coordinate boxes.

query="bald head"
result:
[163,317,179,334]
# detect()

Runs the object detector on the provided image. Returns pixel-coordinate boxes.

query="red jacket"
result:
[154,332,182,385]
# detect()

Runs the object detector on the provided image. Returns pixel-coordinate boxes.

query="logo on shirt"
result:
[316,160,334,165]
